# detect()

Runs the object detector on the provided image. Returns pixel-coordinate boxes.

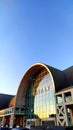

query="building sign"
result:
[33,85,50,96]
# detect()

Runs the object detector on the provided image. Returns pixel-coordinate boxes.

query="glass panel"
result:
[57,95,63,104]
[66,96,72,102]
[65,92,72,102]
[25,69,56,120]
[15,108,19,113]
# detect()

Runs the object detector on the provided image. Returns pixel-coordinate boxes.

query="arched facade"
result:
[15,63,57,126]
[15,63,55,107]
[14,63,56,126]
[0,63,73,127]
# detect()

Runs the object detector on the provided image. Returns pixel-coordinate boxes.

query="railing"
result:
[0,107,15,116]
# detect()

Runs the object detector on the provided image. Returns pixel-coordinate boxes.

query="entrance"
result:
[26,118,40,128]
[41,118,56,126]
[14,115,24,127]
[67,107,73,126]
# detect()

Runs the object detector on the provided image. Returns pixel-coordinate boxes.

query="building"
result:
[0,62,73,128]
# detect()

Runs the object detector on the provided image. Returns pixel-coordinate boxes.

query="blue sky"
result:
[0,0,73,95]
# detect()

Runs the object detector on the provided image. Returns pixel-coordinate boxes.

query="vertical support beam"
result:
[71,89,73,101]
[29,78,35,126]
[23,116,25,127]
[69,109,73,125]
[56,93,69,126]
[62,93,69,126]
[9,114,14,128]
[2,116,4,127]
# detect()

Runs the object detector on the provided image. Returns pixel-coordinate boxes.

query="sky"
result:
[0,0,73,95]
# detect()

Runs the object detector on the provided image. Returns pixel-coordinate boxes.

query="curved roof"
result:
[0,63,72,110]
[9,96,16,107]
[46,64,68,91]
[15,62,68,107]
[0,93,14,110]
[63,66,73,86]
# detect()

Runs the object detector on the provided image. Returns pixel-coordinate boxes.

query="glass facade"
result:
[25,69,56,120]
